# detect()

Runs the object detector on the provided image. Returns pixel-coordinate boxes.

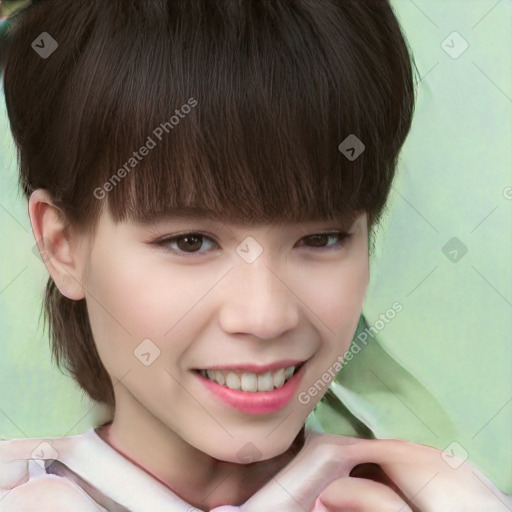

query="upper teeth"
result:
[199,366,296,392]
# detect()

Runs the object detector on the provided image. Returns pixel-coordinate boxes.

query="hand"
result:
[312,462,415,511]
[208,433,381,512]
[0,475,103,512]
[238,431,512,512]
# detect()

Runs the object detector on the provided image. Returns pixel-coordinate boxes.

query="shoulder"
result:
[0,434,82,480]
[0,434,103,511]
[0,474,102,511]
[0,436,62,491]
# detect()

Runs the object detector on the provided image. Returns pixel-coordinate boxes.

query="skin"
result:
[27,190,512,511]
[29,189,369,510]
[238,432,512,511]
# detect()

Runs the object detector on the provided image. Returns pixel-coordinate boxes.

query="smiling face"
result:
[10,0,415,473]
[75,206,369,462]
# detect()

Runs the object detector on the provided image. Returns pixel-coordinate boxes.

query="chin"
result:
[199,424,306,465]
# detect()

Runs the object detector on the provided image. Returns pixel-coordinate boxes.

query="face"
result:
[77,207,369,462]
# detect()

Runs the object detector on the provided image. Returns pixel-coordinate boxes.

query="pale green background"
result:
[1,0,511,494]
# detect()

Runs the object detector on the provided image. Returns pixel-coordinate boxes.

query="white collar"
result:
[63,425,202,511]
[1,426,201,511]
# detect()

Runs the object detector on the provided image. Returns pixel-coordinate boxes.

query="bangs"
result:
[13,0,415,232]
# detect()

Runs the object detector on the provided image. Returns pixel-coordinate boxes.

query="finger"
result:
[348,439,512,511]
[242,432,357,512]
[343,438,446,496]
[345,437,447,473]
[349,463,415,508]
[315,476,413,512]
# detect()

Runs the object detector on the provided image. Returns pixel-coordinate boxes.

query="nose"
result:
[218,256,300,340]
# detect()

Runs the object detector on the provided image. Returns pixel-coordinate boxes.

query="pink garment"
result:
[0,423,211,511]
[0,424,335,511]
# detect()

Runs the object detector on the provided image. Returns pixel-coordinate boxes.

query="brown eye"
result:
[305,234,330,248]
[300,232,352,252]
[158,233,218,256]
[154,230,352,258]
[175,234,203,252]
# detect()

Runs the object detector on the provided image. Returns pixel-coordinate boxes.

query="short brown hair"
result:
[1,0,416,410]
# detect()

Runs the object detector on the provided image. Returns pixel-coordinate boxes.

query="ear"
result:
[28,189,87,300]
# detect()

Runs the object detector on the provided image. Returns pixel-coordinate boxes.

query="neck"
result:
[98,405,305,510]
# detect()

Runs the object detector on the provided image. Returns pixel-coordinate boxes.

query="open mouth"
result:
[194,362,305,393]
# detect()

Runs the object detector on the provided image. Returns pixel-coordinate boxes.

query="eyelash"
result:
[153,231,353,258]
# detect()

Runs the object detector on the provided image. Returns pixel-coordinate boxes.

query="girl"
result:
[0,0,510,510]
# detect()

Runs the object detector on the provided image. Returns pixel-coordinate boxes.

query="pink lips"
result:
[194,362,306,415]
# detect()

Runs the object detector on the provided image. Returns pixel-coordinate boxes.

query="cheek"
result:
[86,256,156,334]
[83,251,173,373]
[293,255,368,344]
[87,250,180,331]
[83,251,219,367]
